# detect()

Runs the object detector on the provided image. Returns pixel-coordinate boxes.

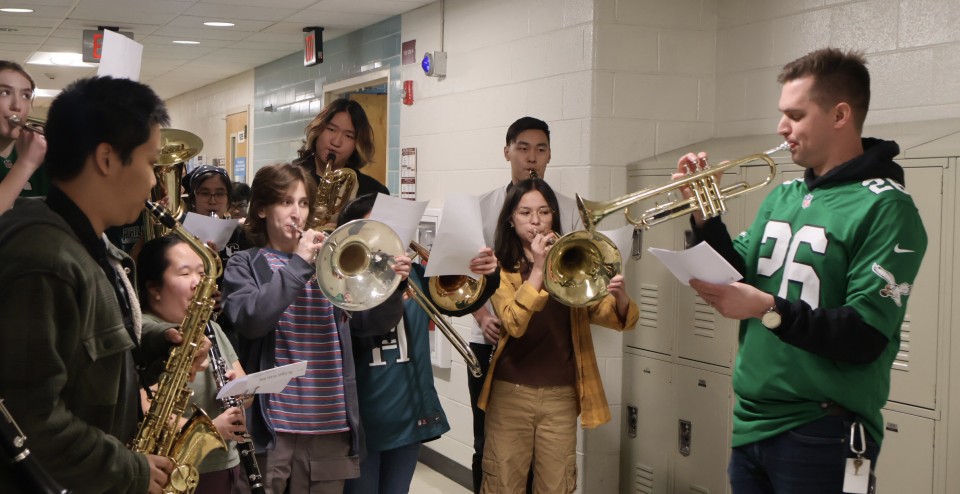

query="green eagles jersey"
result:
[730,175,926,448]
[0,145,49,198]
[354,266,450,453]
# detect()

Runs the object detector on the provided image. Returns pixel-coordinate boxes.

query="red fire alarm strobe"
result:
[303,26,324,67]
[401,81,414,105]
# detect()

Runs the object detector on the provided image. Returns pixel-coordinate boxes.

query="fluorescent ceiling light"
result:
[35,89,60,98]
[0,8,33,13]
[203,22,234,27]
[173,40,200,44]
[26,52,95,68]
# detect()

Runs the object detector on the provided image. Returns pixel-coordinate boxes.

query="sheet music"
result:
[216,361,308,399]
[648,242,743,286]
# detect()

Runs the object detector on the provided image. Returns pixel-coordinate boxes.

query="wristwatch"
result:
[761,305,782,330]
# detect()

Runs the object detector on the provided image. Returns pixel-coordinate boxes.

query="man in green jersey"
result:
[676,48,926,492]
[0,61,48,214]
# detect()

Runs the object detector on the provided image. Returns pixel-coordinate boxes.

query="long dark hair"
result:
[296,98,375,172]
[136,235,186,314]
[494,179,563,273]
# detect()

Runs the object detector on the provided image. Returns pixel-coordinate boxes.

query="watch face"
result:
[762,311,781,329]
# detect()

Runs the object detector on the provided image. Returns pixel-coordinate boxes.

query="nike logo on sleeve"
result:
[894,244,915,253]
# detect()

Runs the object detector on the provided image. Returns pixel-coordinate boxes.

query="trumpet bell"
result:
[317,219,405,311]
[543,230,622,307]
[430,275,486,312]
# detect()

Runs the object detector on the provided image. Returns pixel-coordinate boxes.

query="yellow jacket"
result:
[478,269,640,429]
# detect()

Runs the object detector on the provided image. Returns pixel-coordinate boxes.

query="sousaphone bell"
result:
[143,129,204,241]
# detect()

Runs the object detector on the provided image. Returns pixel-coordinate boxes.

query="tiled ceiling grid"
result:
[0,0,429,104]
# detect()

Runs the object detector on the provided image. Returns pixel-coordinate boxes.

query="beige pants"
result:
[481,381,578,494]
[261,431,359,494]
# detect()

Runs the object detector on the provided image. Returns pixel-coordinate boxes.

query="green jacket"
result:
[0,199,171,494]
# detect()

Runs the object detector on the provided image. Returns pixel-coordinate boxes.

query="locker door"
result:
[742,166,805,226]
[621,353,674,494]
[676,172,742,368]
[674,365,732,494]
[625,174,679,356]
[887,166,942,409]
[874,409,935,494]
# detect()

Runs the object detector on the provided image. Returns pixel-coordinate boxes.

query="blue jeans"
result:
[343,441,422,494]
[729,415,880,494]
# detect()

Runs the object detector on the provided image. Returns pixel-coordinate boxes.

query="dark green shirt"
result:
[0,145,49,197]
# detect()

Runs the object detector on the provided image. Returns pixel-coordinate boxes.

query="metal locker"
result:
[674,364,733,494]
[621,352,674,494]
[676,172,742,369]
[624,173,679,357]
[874,408,935,494]
[886,164,942,410]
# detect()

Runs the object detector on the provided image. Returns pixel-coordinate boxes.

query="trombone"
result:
[544,142,790,307]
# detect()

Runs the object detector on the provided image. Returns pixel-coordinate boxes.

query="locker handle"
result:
[643,368,651,374]
[886,422,898,433]
[678,420,692,457]
[698,379,707,387]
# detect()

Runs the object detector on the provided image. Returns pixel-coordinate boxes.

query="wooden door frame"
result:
[322,69,391,186]
[225,105,251,184]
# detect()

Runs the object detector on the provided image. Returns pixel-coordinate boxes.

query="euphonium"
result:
[308,153,359,231]
[130,201,227,494]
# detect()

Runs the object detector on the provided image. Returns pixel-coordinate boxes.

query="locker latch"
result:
[679,419,692,457]
[627,405,638,438]
[631,228,643,260]
[886,422,898,433]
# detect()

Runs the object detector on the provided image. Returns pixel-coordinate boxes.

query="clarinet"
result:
[204,323,266,494]
[0,397,70,494]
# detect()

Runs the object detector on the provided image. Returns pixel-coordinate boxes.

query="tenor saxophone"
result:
[129,201,227,494]
[307,152,358,231]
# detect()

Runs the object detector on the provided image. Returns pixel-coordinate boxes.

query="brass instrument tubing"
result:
[8,116,43,136]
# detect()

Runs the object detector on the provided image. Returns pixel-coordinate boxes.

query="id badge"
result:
[842,457,871,494]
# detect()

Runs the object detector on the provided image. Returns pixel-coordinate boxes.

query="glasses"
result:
[513,207,554,223]
[197,190,228,202]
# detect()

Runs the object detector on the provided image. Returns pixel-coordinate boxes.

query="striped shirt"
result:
[261,248,350,434]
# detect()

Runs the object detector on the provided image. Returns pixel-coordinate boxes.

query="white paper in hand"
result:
[647,242,743,286]
[182,213,240,251]
[216,361,308,399]
[97,29,143,81]
[597,225,634,261]
[369,193,429,248]
[424,194,486,280]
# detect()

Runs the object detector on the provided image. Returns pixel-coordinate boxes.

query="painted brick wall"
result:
[252,16,403,192]
[165,70,256,180]
[716,0,960,137]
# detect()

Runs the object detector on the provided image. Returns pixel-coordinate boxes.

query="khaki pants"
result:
[262,431,359,494]
[481,381,578,494]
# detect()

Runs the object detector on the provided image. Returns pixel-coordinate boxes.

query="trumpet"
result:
[577,142,790,232]
[8,115,44,136]
[543,142,789,307]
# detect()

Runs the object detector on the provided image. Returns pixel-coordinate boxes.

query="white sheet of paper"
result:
[369,193,428,248]
[647,242,743,286]
[597,225,634,261]
[424,194,486,280]
[97,29,143,81]
[182,213,239,251]
[216,361,308,399]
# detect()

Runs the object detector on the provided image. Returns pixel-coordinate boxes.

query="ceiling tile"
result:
[139,35,233,48]
[0,15,62,28]
[152,25,255,42]
[57,19,161,36]
[197,0,318,8]
[165,15,274,32]
[282,10,387,27]
[182,3,300,22]
[0,26,54,37]
[0,4,71,17]
[311,0,427,16]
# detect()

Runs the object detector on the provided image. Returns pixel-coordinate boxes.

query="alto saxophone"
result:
[130,201,228,494]
[307,152,358,231]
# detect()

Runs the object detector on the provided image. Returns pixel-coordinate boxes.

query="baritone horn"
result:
[543,142,789,307]
[309,153,358,231]
[577,142,790,232]
[143,129,204,241]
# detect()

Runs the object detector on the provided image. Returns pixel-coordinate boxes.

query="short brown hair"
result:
[297,99,375,171]
[245,163,318,247]
[778,48,870,131]
[0,60,35,92]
